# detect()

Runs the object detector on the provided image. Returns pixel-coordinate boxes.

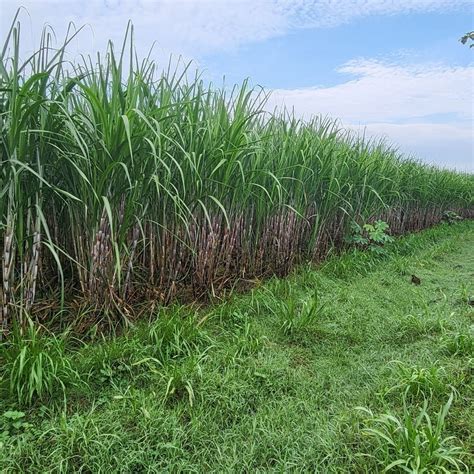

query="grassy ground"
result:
[1,221,473,472]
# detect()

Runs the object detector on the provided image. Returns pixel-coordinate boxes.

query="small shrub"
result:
[345,220,394,255]
[0,321,79,406]
[357,393,467,472]
[441,210,463,225]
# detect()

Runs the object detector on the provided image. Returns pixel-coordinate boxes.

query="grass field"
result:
[1,221,473,472]
[1,14,473,472]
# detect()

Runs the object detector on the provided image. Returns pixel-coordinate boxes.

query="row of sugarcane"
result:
[1,15,473,335]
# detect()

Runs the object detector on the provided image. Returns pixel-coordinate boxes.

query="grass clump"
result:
[143,308,209,362]
[384,362,450,399]
[357,394,467,472]
[0,321,79,406]
[440,331,474,357]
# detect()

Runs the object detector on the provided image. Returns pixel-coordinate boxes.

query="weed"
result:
[385,362,450,399]
[97,358,133,385]
[162,356,203,407]
[346,220,394,255]
[80,337,142,389]
[0,410,33,448]
[232,320,266,359]
[442,211,463,225]
[391,256,412,276]
[357,393,467,472]
[144,308,207,362]
[395,313,448,342]
[440,331,474,357]
[454,283,474,309]
[0,321,79,406]
[278,289,325,336]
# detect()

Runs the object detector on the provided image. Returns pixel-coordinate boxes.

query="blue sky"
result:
[1,0,473,170]
[204,10,472,88]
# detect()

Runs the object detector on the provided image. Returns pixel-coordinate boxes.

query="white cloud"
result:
[266,60,474,170]
[1,0,282,59]
[356,122,473,171]
[279,0,472,29]
[1,0,471,58]
[268,60,473,122]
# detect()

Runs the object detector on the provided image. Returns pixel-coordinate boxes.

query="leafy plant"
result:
[441,211,463,225]
[346,220,394,255]
[357,393,467,472]
[0,321,79,406]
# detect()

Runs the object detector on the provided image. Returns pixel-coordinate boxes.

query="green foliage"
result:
[0,321,79,406]
[440,331,474,356]
[442,210,463,225]
[0,11,472,333]
[385,362,450,399]
[346,220,395,254]
[277,288,325,335]
[358,394,467,472]
[460,31,474,48]
[145,309,208,362]
[0,211,472,472]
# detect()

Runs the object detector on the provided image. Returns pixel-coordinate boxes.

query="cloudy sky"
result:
[1,0,473,170]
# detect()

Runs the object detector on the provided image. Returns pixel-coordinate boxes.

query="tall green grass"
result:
[1,12,473,333]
